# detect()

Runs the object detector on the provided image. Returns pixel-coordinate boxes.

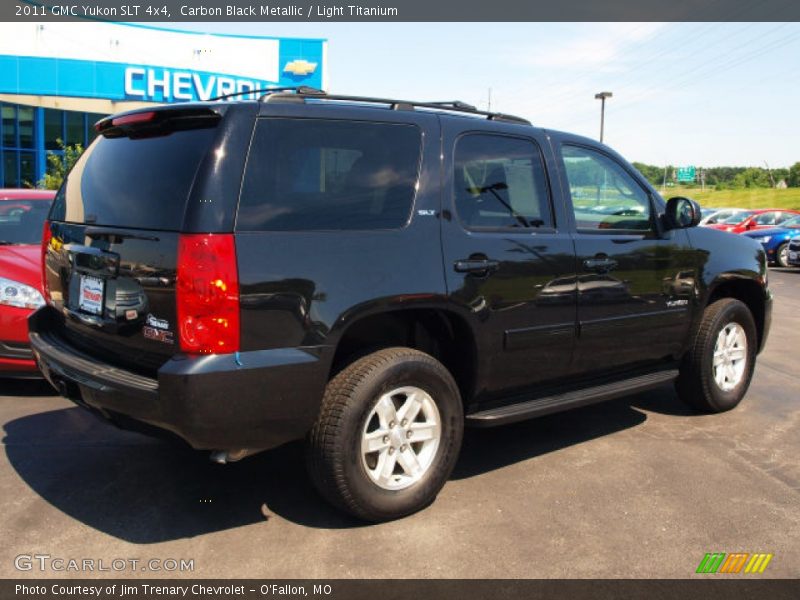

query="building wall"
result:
[0,22,326,187]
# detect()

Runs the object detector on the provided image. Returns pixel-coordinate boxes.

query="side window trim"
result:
[560,142,658,236]
[452,131,557,233]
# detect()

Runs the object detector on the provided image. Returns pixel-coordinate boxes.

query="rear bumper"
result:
[28,308,329,451]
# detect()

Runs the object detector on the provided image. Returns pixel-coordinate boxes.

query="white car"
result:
[699,207,747,227]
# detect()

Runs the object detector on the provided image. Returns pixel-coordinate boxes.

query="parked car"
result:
[0,189,55,377]
[788,237,800,267]
[699,207,747,227]
[29,91,771,521]
[744,214,800,267]
[706,209,800,234]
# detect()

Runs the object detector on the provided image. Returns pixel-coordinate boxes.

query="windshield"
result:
[0,199,52,245]
[720,211,754,224]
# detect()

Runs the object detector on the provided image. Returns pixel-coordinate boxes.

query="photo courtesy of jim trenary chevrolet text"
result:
[0,0,798,598]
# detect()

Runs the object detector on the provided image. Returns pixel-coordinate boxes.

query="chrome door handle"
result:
[454,259,500,274]
[583,257,618,272]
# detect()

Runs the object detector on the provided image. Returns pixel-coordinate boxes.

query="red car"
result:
[706,208,800,234]
[1,188,55,377]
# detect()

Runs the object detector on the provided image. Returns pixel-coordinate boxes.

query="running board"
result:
[466,369,679,427]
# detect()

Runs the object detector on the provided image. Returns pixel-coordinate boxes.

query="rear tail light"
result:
[176,233,240,354]
[41,220,52,304]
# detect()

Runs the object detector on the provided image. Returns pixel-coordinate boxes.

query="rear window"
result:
[237,118,421,231]
[50,127,218,230]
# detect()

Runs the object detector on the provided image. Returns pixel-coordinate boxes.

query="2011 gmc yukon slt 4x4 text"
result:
[30,89,772,521]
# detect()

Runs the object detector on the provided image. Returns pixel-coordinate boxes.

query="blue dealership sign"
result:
[0,42,324,103]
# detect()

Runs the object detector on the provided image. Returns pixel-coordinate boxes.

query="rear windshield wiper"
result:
[85,228,160,242]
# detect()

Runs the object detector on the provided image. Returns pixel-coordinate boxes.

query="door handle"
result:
[583,256,618,272]
[454,258,500,275]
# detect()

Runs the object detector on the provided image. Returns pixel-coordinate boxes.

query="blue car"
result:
[742,214,800,267]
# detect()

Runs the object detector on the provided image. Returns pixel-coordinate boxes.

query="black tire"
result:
[306,347,463,522]
[775,242,790,268]
[676,298,757,413]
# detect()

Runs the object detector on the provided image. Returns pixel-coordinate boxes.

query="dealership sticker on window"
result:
[78,275,104,315]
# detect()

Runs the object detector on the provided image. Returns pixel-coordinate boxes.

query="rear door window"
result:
[453,133,552,230]
[237,119,422,231]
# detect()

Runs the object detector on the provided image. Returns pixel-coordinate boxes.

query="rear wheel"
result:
[676,298,757,413]
[775,242,790,268]
[306,347,463,522]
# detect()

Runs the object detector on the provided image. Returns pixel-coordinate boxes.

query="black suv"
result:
[30,89,772,521]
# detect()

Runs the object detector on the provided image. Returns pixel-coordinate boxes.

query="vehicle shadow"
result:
[3,384,684,541]
[453,382,693,479]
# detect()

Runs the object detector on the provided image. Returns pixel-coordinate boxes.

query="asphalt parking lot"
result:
[1,270,798,579]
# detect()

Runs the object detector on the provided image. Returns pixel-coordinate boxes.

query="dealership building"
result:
[0,22,327,187]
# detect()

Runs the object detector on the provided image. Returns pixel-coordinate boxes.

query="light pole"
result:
[594,91,612,143]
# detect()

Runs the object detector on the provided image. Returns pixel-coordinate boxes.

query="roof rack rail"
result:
[210,85,325,102]
[259,89,531,125]
[427,100,478,111]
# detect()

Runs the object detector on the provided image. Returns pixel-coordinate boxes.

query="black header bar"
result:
[5,0,800,22]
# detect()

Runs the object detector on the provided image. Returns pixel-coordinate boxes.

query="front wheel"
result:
[306,347,463,522]
[676,298,757,413]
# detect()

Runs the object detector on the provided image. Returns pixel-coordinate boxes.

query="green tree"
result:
[788,162,800,187]
[771,167,788,186]
[37,139,84,190]
[732,167,771,189]
[632,162,663,186]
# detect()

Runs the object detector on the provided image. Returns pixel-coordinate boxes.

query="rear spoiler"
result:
[95,107,221,139]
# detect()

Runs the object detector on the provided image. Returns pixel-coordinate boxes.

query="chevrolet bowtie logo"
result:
[283,59,318,76]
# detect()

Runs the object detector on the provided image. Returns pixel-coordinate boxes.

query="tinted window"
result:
[238,119,421,231]
[562,145,652,232]
[721,211,754,224]
[18,107,34,149]
[0,199,51,244]
[51,127,218,230]
[44,109,64,151]
[1,105,14,147]
[453,134,551,229]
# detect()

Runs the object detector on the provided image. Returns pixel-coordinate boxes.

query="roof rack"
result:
[258,88,531,125]
[210,85,325,102]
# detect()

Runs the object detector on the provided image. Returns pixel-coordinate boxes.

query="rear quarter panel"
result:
[235,106,447,376]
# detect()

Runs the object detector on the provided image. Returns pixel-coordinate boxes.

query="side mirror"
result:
[664,196,701,230]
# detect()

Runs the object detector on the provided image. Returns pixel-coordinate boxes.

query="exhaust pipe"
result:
[209,448,259,464]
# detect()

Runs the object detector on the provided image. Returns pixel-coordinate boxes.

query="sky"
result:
[163,22,800,169]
